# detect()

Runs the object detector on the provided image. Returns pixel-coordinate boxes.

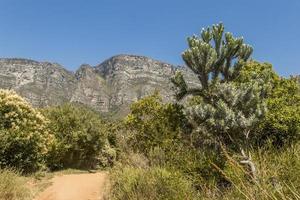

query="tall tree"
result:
[172,23,253,102]
[172,24,265,180]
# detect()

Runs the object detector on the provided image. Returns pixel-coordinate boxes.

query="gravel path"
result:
[34,172,108,200]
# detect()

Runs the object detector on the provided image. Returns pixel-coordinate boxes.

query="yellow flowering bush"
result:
[0,89,50,173]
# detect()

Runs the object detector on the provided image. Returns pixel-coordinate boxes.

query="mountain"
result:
[0,55,196,115]
[0,58,77,107]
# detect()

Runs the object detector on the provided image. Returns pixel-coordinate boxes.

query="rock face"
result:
[0,58,77,107]
[0,55,197,115]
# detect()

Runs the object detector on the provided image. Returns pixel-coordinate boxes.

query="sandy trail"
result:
[34,172,108,200]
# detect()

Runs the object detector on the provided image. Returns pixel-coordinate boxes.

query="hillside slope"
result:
[0,55,196,114]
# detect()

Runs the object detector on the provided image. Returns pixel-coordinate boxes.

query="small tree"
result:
[43,104,110,169]
[124,92,189,154]
[172,23,253,101]
[172,23,265,180]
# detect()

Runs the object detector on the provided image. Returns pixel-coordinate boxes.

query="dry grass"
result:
[108,142,300,200]
[0,168,31,200]
[200,144,300,200]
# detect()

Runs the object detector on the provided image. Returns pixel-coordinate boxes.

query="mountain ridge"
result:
[0,55,196,115]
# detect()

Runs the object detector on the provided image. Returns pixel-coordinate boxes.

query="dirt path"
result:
[34,172,108,200]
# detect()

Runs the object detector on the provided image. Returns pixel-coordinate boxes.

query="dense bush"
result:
[124,92,189,154]
[0,89,50,173]
[0,168,31,200]
[236,62,300,146]
[43,103,114,169]
[110,166,199,200]
[184,81,266,151]
[261,77,300,146]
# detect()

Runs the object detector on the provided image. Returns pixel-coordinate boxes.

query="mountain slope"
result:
[0,58,77,107]
[0,55,196,115]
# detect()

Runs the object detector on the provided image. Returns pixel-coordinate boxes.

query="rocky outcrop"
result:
[71,64,111,113]
[93,55,178,114]
[0,58,77,107]
[0,55,197,115]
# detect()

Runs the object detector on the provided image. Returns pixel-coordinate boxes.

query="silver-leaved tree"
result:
[172,23,266,180]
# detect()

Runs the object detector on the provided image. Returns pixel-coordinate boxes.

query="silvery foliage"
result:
[185,82,266,146]
[172,23,253,100]
[172,23,266,147]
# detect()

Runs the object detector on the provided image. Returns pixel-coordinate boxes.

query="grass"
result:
[109,165,199,200]
[198,144,300,200]
[108,142,300,200]
[0,168,31,200]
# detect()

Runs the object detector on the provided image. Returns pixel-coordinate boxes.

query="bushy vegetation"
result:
[110,166,199,200]
[124,92,189,154]
[43,103,115,170]
[0,89,50,173]
[235,61,300,146]
[0,168,31,200]
[0,90,116,173]
[260,76,300,146]
[108,23,300,199]
[0,23,299,200]
[201,144,300,200]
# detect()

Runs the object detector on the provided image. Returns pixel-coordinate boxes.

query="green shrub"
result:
[118,93,225,190]
[0,168,31,200]
[236,62,300,146]
[261,77,300,146]
[124,92,189,154]
[0,89,50,173]
[98,140,117,168]
[43,103,111,170]
[110,166,199,200]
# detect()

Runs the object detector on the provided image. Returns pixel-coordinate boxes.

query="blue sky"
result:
[0,0,299,76]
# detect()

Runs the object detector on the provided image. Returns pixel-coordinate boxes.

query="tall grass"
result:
[201,144,300,200]
[109,165,199,200]
[0,168,31,200]
[109,142,300,200]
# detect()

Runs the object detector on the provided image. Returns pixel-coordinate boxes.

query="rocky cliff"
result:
[0,55,196,115]
[0,58,77,107]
